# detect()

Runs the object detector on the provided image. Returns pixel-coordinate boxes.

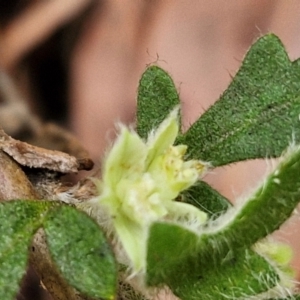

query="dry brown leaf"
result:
[0,150,39,200]
[0,128,93,173]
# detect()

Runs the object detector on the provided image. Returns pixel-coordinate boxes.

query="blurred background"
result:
[1,1,300,299]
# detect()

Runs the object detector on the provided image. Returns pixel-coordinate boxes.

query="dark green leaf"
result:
[44,205,117,300]
[146,222,278,300]
[194,144,300,261]
[182,181,231,219]
[179,34,300,166]
[146,222,198,286]
[136,66,181,139]
[0,201,53,300]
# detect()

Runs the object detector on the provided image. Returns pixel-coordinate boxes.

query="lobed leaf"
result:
[178,34,300,166]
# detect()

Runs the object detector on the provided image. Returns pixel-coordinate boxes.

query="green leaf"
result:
[146,222,198,286]
[136,65,181,139]
[179,34,300,166]
[182,180,231,219]
[44,205,117,300]
[146,222,279,300]
[147,145,300,298]
[0,201,53,300]
[195,144,300,261]
[172,249,278,300]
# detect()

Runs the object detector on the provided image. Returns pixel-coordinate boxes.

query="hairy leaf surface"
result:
[45,205,117,299]
[179,34,300,166]
[137,66,181,139]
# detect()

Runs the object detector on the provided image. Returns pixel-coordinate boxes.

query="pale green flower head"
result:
[92,108,208,272]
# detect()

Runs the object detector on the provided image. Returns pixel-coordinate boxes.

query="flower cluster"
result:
[87,108,208,272]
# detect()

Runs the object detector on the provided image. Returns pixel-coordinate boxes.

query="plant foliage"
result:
[0,201,117,300]
[1,34,300,300]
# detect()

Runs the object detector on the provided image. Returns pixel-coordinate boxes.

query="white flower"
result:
[85,108,208,272]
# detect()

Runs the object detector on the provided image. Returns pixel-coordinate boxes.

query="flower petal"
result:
[146,108,180,167]
[103,126,147,188]
[114,215,147,272]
